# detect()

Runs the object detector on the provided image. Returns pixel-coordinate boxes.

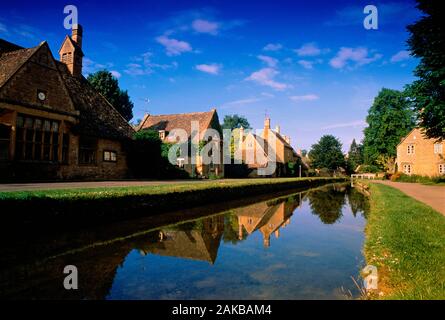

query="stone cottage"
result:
[137,109,224,178]
[0,25,134,180]
[396,128,444,177]
[238,117,307,177]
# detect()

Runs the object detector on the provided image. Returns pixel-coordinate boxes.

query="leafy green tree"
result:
[309,135,345,170]
[308,186,346,224]
[87,70,134,121]
[363,88,415,165]
[347,139,364,172]
[221,114,251,130]
[405,0,445,140]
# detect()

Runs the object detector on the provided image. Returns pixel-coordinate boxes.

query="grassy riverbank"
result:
[364,182,445,299]
[0,177,345,227]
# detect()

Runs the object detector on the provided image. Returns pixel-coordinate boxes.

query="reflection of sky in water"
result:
[107,187,367,300]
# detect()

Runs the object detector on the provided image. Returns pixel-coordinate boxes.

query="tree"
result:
[308,186,346,224]
[405,0,445,140]
[221,114,251,130]
[347,139,364,172]
[87,70,134,121]
[363,88,415,165]
[309,135,345,170]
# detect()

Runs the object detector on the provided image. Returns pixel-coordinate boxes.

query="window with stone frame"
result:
[407,144,415,155]
[0,124,11,161]
[439,164,445,175]
[78,137,97,165]
[15,115,60,162]
[434,143,443,154]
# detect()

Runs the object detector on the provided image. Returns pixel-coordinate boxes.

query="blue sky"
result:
[0,0,421,151]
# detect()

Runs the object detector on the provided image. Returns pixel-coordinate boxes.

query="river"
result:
[0,182,369,300]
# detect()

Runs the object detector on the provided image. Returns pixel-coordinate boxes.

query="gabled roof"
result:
[58,35,84,56]
[0,38,133,140]
[0,42,41,87]
[271,130,293,150]
[138,109,220,138]
[57,62,134,140]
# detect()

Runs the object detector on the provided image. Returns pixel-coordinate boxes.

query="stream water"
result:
[0,183,369,300]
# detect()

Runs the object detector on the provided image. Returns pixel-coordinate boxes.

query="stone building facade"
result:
[0,26,134,181]
[137,109,224,178]
[396,128,445,177]
[238,117,307,177]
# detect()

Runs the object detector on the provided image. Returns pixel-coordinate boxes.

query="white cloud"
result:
[156,35,192,56]
[290,94,319,102]
[191,19,219,35]
[222,97,261,107]
[295,43,322,56]
[298,60,314,69]
[330,47,382,69]
[257,55,278,67]
[110,70,121,79]
[321,120,366,130]
[82,58,114,76]
[263,43,283,51]
[245,68,289,91]
[391,50,411,63]
[124,51,177,76]
[196,63,221,75]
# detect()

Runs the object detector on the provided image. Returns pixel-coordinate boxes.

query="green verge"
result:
[364,182,445,300]
[0,177,345,226]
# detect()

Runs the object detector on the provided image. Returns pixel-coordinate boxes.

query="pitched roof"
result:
[138,109,219,138]
[57,62,134,140]
[0,43,40,87]
[0,38,133,140]
[58,35,84,56]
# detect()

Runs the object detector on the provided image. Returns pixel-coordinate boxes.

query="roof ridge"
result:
[0,42,43,89]
[147,110,215,117]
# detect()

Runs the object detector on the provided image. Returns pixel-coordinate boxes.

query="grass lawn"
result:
[0,177,340,201]
[364,182,445,299]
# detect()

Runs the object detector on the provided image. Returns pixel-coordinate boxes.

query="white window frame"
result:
[439,164,445,175]
[407,144,415,155]
[434,143,443,154]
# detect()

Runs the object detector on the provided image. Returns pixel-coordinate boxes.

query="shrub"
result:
[391,173,445,184]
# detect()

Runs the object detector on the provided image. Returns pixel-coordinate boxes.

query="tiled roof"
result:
[57,62,134,140]
[0,38,134,140]
[138,109,219,138]
[0,44,39,87]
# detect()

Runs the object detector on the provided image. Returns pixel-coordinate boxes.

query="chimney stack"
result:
[264,117,270,130]
[59,24,84,77]
[72,24,83,48]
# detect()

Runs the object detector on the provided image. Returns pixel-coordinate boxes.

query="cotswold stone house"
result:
[396,128,444,177]
[137,109,224,178]
[0,26,134,180]
[238,117,307,177]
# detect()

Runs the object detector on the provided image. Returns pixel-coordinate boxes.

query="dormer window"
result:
[158,130,166,140]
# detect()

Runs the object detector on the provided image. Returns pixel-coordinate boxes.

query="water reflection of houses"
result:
[236,194,302,248]
[138,215,224,264]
